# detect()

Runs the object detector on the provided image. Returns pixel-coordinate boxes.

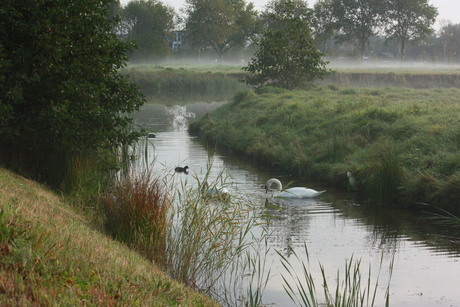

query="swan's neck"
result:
[267,179,282,191]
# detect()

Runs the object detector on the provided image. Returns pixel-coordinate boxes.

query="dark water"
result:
[133,103,460,307]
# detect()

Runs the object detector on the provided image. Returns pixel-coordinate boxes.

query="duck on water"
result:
[175,166,189,174]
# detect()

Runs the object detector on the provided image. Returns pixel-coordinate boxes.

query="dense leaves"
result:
[0,0,145,186]
[122,0,174,61]
[383,0,437,60]
[184,0,258,61]
[332,0,384,60]
[244,0,328,89]
[311,0,337,53]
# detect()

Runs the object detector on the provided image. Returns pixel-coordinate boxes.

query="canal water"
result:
[133,103,460,307]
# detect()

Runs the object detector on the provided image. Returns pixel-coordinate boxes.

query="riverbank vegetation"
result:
[0,0,144,190]
[0,167,218,306]
[123,65,247,103]
[100,164,268,304]
[189,86,460,213]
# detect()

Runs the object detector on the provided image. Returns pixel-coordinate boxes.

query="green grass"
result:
[0,167,219,306]
[122,65,247,103]
[190,86,460,211]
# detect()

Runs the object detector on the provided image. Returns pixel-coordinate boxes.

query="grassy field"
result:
[0,167,219,306]
[190,86,460,212]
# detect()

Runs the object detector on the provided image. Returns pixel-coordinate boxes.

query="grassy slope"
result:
[0,167,218,306]
[190,86,460,211]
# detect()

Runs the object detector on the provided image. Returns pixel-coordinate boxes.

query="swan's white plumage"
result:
[201,182,230,201]
[265,178,325,198]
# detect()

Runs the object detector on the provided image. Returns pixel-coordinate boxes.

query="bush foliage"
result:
[0,0,145,187]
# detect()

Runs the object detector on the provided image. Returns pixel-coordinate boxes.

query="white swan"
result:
[265,178,326,198]
[201,182,230,201]
[347,171,358,191]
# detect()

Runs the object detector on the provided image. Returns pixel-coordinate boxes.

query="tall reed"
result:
[279,244,393,307]
[101,169,171,268]
[166,167,257,293]
[212,220,272,307]
[100,157,270,306]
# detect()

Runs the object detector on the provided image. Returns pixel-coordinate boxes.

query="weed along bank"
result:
[190,86,460,212]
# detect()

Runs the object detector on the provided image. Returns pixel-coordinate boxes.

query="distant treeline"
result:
[113,0,460,63]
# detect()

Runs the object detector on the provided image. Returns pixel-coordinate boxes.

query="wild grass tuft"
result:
[99,159,269,306]
[358,140,403,204]
[166,168,258,295]
[422,204,460,232]
[278,244,393,307]
[101,169,171,268]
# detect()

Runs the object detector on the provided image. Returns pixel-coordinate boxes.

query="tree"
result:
[332,0,383,60]
[0,0,145,186]
[383,0,437,61]
[244,0,328,89]
[438,21,460,62]
[122,0,174,61]
[311,0,337,53]
[261,0,311,30]
[184,0,257,61]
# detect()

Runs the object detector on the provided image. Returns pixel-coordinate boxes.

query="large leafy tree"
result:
[184,0,258,61]
[311,0,337,53]
[382,0,437,61]
[438,21,460,62]
[261,0,311,29]
[122,0,174,61]
[0,0,145,186]
[244,0,328,89]
[332,0,383,60]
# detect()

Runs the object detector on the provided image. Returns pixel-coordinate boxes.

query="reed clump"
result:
[101,170,171,268]
[99,164,268,306]
[190,86,460,211]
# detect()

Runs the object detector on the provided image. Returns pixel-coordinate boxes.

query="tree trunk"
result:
[400,39,406,61]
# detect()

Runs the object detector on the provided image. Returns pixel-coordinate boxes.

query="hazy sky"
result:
[120,0,460,29]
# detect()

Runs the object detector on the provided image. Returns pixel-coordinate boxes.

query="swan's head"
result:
[265,178,282,193]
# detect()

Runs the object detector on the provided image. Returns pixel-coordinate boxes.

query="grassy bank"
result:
[124,63,460,95]
[123,65,247,103]
[189,86,460,212]
[0,167,218,306]
[317,71,460,88]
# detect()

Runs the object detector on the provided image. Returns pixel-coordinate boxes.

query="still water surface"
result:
[134,103,460,307]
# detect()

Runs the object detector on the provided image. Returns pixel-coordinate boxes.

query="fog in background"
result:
[120,0,460,29]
